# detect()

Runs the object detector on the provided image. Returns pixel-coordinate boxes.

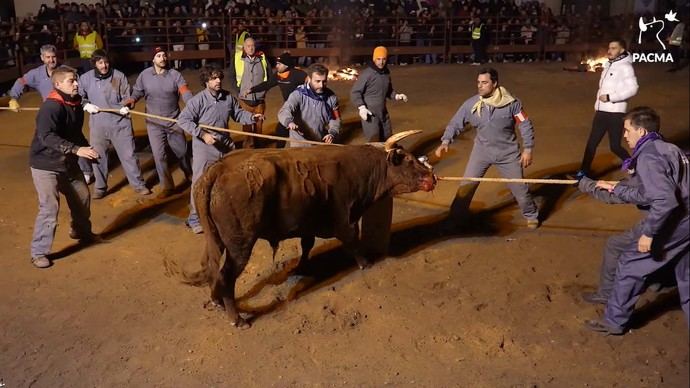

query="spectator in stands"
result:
[73,21,103,73]
[470,16,488,65]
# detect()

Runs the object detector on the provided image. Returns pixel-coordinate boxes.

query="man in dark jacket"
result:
[579,106,689,335]
[245,52,307,148]
[351,46,408,142]
[29,66,100,268]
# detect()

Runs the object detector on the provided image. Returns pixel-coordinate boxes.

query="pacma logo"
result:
[633,10,679,63]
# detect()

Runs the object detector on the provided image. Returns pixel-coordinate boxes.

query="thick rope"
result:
[436,176,578,185]
[3,106,580,186]
[99,108,341,147]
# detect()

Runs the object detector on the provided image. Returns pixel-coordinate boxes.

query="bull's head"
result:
[381,131,437,194]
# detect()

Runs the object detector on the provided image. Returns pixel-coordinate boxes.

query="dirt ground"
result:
[0,62,688,387]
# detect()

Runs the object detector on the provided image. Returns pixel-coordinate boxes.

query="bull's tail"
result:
[177,165,225,287]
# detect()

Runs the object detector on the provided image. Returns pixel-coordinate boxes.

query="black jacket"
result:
[29,90,88,172]
[249,67,308,101]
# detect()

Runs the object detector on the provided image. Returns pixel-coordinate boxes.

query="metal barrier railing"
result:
[1,11,662,82]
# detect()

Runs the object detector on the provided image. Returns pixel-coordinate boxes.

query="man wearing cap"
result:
[123,47,193,198]
[227,36,268,148]
[244,52,307,148]
[79,49,150,199]
[278,63,340,147]
[177,66,263,234]
[350,46,408,142]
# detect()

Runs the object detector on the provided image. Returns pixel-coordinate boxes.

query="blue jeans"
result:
[30,167,91,258]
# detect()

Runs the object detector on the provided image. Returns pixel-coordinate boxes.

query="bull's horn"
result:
[383,130,422,151]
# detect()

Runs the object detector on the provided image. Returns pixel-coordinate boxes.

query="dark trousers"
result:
[471,40,487,63]
[579,111,630,174]
[275,122,289,148]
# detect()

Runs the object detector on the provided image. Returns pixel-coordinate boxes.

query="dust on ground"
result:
[0,63,688,387]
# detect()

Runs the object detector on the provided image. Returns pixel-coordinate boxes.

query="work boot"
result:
[69,229,100,243]
[92,189,106,199]
[584,319,625,335]
[581,291,608,305]
[526,219,540,229]
[185,221,203,234]
[135,187,152,196]
[31,255,51,269]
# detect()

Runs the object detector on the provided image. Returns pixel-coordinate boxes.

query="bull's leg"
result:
[338,224,370,270]
[291,235,316,275]
[212,243,254,329]
[300,235,315,263]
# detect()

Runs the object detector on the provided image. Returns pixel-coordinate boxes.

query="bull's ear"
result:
[386,149,405,165]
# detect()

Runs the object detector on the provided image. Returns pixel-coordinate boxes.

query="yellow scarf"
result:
[471,86,515,117]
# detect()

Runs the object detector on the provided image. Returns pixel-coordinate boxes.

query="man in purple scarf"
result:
[576,106,689,335]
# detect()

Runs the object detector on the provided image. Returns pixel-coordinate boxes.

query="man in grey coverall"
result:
[79,49,150,199]
[278,63,340,147]
[124,46,193,198]
[435,67,539,229]
[578,107,689,335]
[177,66,262,234]
[350,46,408,142]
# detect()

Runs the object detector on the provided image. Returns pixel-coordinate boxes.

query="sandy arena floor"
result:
[0,62,688,387]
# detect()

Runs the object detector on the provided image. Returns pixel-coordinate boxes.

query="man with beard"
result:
[28,66,100,268]
[435,67,539,229]
[278,63,341,147]
[8,44,60,108]
[177,66,263,234]
[7,44,96,184]
[244,52,307,148]
[350,46,408,142]
[573,39,639,179]
[79,49,150,199]
[123,47,194,198]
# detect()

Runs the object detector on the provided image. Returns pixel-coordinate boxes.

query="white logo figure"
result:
[638,10,679,50]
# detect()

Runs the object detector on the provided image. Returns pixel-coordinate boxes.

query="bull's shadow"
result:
[231,133,690,324]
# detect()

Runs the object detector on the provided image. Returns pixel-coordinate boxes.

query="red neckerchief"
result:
[46,90,82,107]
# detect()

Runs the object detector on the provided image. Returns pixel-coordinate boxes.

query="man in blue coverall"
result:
[579,106,689,335]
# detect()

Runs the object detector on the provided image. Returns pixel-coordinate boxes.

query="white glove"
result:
[119,106,130,116]
[83,103,99,114]
[395,93,408,102]
[358,105,372,121]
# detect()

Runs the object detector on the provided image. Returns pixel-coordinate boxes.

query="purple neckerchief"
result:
[621,132,662,171]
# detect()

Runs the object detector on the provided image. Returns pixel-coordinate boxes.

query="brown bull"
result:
[181,131,436,329]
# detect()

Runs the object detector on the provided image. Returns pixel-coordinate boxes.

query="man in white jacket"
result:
[574,39,639,178]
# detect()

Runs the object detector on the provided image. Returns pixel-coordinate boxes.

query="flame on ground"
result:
[328,67,359,81]
[581,56,608,72]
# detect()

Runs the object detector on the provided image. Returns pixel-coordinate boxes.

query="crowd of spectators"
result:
[0,0,658,71]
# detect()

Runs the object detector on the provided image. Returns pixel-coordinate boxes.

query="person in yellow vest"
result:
[470,16,488,66]
[73,22,103,73]
[228,34,268,148]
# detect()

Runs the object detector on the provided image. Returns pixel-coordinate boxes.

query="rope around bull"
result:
[1,106,578,186]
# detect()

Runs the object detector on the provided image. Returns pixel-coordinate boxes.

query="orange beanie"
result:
[373,46,388,60]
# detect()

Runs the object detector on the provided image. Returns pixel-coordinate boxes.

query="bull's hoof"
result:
[231,318,252,330]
